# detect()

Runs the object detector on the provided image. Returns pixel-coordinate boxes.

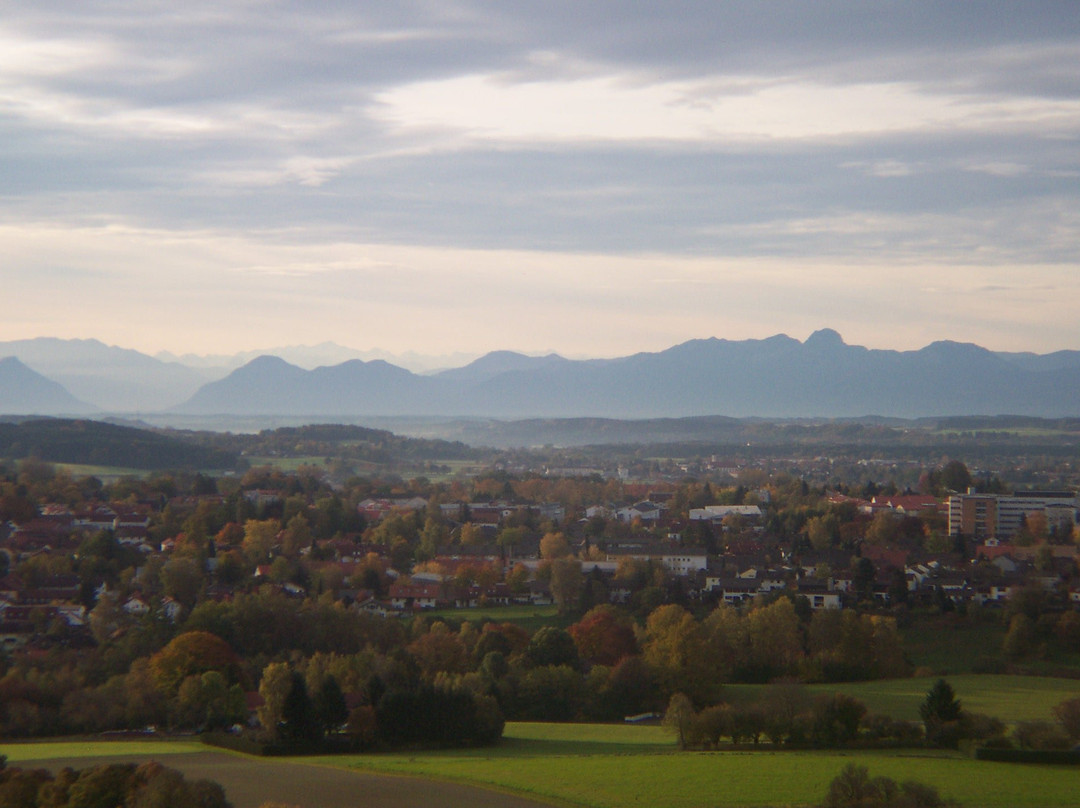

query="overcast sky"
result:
[2,1,1078,360]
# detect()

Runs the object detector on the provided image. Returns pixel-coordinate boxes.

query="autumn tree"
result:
[663,692,696,749]
[569,605,638,667]
[549,557,584,614]
[746,598,803,680]
[243,518,281,564]
[540,531,572,559]
[149,631,243,696]
[643,604,718,704]
[407,623,470,679]
[257,661,292,740]
[280,513,313,556]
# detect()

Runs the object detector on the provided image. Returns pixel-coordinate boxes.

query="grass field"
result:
[1,739,204,763]
[53,463,149,479]
[7,714,1080,808]
[723,674,1080,724]
[901,618,1006,674]
[422,604,566,632]
[316,721,1080,808]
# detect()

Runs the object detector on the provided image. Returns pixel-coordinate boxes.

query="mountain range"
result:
[3,331,1080,420]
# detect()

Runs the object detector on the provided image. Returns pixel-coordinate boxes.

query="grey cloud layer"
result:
[1,1,1078,354]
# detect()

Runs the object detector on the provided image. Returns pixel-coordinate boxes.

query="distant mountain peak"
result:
[805,328,845,348]
[0,356,96,415]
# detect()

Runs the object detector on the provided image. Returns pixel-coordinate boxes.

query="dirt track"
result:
[16,751,556,808]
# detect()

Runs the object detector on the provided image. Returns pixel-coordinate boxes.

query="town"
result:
[1,420,1079,749]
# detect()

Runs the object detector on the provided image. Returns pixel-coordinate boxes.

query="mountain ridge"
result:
[4,333,1080,419]
[171,333,1080,419]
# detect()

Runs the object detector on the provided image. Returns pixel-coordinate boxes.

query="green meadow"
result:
[1,740,204,763]
[319,721,1080,808]
[5,676,1080,807]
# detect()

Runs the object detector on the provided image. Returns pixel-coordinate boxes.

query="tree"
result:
[458,522,482,546]
[761,679,810,744]
[149,631,243,696]
[1002,613,1036,659]
[281,672,321,741]
[526,627,580,669]
[920,678,962,747]
[643,604,718,704]
[280,513,313,556]
[549,557,584,615]
[663,692,696,749]
[257,662,292,740]
[811,693,866,746]
[939,460,972,494]
[160,556,203,611]
[822,763,958,808]
[569,605,638,667]
[746,598,802,680]
[172,671,244,731]
[540,532,571,559]
[1052,696,1080,742]
[853,557,876,602]
[864,512,900,546]
[407,627,469,679]
[805,514,839,551]
[243,519,280,564]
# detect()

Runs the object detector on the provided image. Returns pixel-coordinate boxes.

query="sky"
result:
[2,1,1079,361]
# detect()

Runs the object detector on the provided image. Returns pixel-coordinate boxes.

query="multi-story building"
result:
[948,490,1078,539]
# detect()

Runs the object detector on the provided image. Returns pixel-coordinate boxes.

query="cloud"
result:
[0,2,1077,356]
[371,72,1080,144]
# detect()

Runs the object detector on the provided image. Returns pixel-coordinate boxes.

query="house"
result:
[712,580,759,606]
[616,501,663,523]
[160,596,184,622]
[122,596,150,616]
[388,581,442,610]
[357,496,428,522]
[796,582,843,610]
[689,505,763,524]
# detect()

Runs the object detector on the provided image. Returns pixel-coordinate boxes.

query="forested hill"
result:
[0,419,482,471]
[196,423,483,462]
[0,419,238,471]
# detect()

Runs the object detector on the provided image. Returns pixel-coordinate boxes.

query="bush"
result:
[822,763,959,808]
[375,686,504,747]
[811,693,866,746]
[975,747,1080,764]
[1052,696,1080,741]
[0,761,231,808]
[1012,721,1072,751]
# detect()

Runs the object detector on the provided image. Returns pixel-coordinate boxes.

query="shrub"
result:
[1052,696,1080,741]
[822,763,959,808]
[1013,721,1072,751]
